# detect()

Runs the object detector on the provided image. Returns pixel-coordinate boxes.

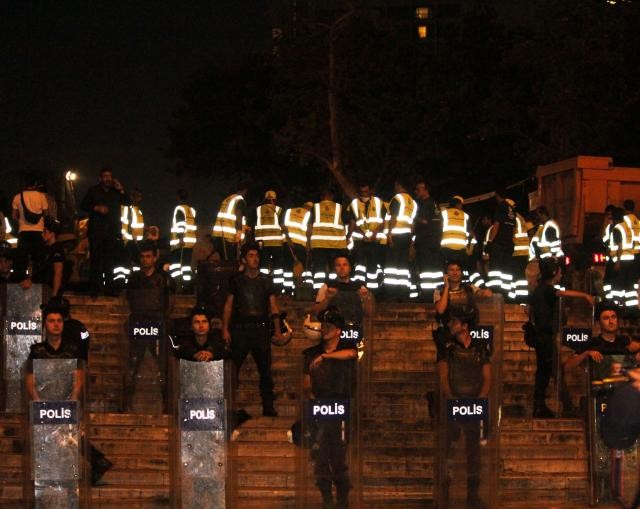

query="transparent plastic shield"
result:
[587,355,639,506]
[436,294,503,509]
[296,350,361,509]
[2,284,44,411]
[552,297,594,417]
[169,358,235,508]
[26,359,88,509]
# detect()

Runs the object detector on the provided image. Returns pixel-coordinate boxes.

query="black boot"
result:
[262,403,278,417]
[532,401,554,418]
[466,479,487,509]
[90,445,113,486]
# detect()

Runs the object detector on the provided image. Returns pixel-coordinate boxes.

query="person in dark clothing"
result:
[528,258,593,418]
[413,180,442,299]
[173,305,231,362]
[41,296,91,363]
[484,188,515,294]
[35,217,67,297]
[25,304,112,485]
[564,302,640,373]
[125,241,176,411]
[80,168,130,297]
[0,242,28,284]
[436,306,491,509]
[303,306,358,509]
[222,243,285,417]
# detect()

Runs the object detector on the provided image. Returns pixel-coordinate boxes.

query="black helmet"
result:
[318,306,345,330]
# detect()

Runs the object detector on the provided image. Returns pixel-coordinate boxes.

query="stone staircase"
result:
[0,293,603,507]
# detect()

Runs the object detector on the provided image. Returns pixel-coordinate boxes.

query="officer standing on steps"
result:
[213,184,248,262]
[413,179,442,300]
[484,189,515,295]
[169,189,197,290]
[222,242,285,417]
[312,254,372,358]
[437,306,491,509]
[303,307,357,509]
[253,190,285,292]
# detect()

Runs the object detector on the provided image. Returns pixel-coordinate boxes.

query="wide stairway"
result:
[0,294,611,507]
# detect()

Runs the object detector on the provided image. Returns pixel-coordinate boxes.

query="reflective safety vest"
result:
[283,207,311,247]
[602,223,613,261]
[440,208,470,250]
[170,204,197,249]
[610,221,635,263]
[387,193,417,235]
[213,194,245,242]
[3,217,17,247]
[513,213,529,257]
[538,219,563,258]
[350,197,385,241]
[529,224,543,261]
[254,204,284,247]
[121,205,144,242]
[310,201,347,249]
[624,213,640,255]
[482,225,494,258]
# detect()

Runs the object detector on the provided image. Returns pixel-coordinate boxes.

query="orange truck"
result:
[530,155,640,263]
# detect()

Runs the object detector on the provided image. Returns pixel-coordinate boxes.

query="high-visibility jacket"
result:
[610,221,635,263]
[529,224,543,261]
[380,202,391,246]
[2,217,17,247]
[387,193,417,235]
[283,207,311,247]
[254,204,284,247]
[624,213,640,255]
[213,194,245,242]
[538,219,563,258]
[482,225,495,258]
[513,213,529,257]
[170,204,197,249]
[350,197,385,241]
[121,205,144,242]
[310,201,347,249]
[440,208,470,250]
[602,223,613,261]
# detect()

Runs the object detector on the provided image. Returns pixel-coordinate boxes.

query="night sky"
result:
[1,1,268,229]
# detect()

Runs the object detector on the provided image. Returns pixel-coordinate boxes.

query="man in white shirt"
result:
[11,173,48,278]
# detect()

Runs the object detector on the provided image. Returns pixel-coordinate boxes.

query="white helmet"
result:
[303,314,322,340]
[272,316,293,346]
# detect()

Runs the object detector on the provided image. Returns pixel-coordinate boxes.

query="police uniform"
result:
[282,205,311,291]
[440,205,472,274]
[509,211,530,301]
[414,196,442,297]
[113,204,145,284]
[125,267,176,411]
[169,203,197,286]
[309,200,348,290]
[228,270,277,411]
[608,220,635,306]
[602,221,615,301]
[623,211,640,305]
[485,199,515,294]
[254,197,285,290]
[213,193,246,261]
[349,196,385,290]
[173,332,231,362]
[384,192,417,298]
[436,332,490,506]
[532,219,564,260]
[302,337,357,507]
[433,283,479,351]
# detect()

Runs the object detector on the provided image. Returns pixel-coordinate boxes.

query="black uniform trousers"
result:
[231,326,275,407]
[89,234,121,294]
[310,420,350,502]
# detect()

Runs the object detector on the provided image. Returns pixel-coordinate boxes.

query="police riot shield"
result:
[435,294,503,509]
[169,358,235,508]
[125,287,168,413]
[2,284,44,411]
[26,358,88,508]
[296,350,361,509]
[552,297,594,417]
[587,355,639,506]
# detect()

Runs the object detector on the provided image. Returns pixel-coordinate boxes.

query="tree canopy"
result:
[165,0,640,202]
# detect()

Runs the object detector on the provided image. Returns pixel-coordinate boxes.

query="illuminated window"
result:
[417,25,428,39]
[416,7,430,19]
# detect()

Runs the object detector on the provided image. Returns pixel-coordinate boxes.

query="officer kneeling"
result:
[302,306,358,509]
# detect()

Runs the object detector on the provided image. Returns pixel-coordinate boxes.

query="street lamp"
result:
[65,170,77,182]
